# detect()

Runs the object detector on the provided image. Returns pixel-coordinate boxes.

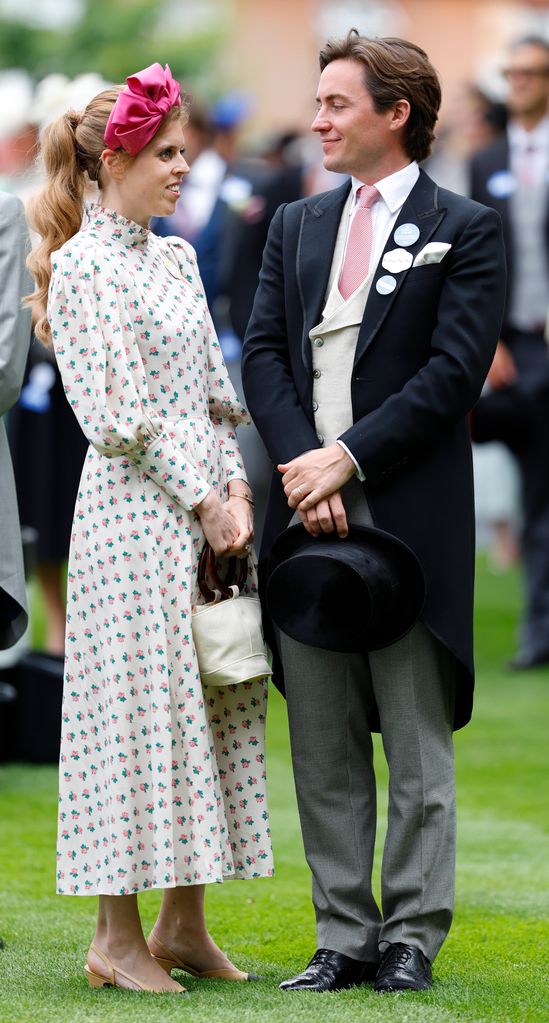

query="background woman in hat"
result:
[26,63,273,994]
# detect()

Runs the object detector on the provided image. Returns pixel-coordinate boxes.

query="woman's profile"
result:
[26,63,273,994]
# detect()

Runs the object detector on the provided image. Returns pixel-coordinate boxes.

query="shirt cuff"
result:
[336,439,366,481]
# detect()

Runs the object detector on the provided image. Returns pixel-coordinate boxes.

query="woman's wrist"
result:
[227,481,254,505]
[228,492,254,506]
[196,490,219,516]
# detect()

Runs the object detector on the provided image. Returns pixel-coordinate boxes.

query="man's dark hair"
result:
[319,29,441,163]
[510,34,549,58]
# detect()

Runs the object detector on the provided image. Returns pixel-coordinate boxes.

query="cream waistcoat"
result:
[310,191,375,446]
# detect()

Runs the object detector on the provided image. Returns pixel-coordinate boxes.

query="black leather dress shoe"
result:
[279,948,378,992]
[374,942,432,992]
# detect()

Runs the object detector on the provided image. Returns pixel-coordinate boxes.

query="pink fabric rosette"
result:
[104,63,181,156]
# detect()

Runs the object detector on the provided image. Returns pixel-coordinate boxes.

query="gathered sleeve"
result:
[205,307,250,486]
[167,237,251,487]
[49,243,211,511]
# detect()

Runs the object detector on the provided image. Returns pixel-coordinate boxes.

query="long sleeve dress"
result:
[49,204,273,896]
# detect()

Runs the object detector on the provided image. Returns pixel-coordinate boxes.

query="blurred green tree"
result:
[0,0,225,85]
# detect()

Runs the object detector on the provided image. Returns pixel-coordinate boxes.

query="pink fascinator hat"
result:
[104,63,181,156]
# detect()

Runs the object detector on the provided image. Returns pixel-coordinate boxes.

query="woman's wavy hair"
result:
[319,30,441,164]
[26,87,186,344]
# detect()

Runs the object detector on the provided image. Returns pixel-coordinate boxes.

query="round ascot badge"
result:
[376,275,397,295]
[382,248,413,274]
[486,170,516,198]
[394,223,420,247]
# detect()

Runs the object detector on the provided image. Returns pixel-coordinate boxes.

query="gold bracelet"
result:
[229,491,255,506]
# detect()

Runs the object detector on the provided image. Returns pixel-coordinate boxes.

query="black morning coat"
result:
[241,169,506,729]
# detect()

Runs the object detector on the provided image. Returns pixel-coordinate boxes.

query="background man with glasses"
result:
[471,36,549,670]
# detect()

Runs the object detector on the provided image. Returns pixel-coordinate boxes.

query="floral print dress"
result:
[49,204,273,896]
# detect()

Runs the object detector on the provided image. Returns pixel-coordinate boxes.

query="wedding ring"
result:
[297,485,305,498]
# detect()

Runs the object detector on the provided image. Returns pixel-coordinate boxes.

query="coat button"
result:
[313,369,321,379]
[313,338,324,348]
[312,401,319,412]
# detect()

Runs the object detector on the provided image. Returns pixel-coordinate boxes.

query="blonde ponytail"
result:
[25,87,121,344]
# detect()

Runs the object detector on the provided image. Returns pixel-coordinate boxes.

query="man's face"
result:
[504,43,549,120]
[312,58,398,179]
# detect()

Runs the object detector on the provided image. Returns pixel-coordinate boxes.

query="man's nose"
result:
[312,109,328,132]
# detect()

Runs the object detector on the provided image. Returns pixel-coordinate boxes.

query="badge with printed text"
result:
[382,248,413,274]
[393,223,420,247]
[376,275,397,295]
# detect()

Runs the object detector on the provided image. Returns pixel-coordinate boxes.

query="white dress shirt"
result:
[508,115,549,187]
[335,160,420,478]
[344,160,420,271]
[507,117,549,329]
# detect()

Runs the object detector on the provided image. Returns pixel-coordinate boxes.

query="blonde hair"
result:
[26,88,186,344]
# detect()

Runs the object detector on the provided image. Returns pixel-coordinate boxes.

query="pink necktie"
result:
[518,143,537,188]
[339,184,379,300]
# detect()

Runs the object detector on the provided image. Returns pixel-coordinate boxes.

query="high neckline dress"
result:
[49,204,273,895]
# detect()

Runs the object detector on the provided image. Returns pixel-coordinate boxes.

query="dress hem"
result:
[56,867,275,897]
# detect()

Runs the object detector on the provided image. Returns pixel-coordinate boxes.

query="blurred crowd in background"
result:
[1,3,549,672]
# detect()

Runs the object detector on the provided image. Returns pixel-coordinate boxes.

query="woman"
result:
[26,63,273,994]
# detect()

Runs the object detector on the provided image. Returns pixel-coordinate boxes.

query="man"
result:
[471,35,549,670]
[242,32,506,993]
[0,190,32,649]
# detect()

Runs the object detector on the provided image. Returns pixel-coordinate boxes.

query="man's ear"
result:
[101,148,127,180]
[389,99,411,132]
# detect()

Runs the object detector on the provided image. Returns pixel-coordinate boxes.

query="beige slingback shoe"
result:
[147,929,260,982]
[85,941,187,992]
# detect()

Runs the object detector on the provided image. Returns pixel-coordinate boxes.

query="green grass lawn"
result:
[0,557,548,1023]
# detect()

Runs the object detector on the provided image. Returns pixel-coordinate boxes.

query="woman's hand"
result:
[224,494,254,559]
[195,491,239,556]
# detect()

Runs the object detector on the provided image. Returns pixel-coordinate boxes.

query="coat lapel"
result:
[296,181,350,368]
[354,170,445,365]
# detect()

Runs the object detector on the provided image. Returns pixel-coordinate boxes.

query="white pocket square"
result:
[412,242,452,267]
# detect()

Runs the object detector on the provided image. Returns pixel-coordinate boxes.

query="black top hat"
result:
[266,523,425,653]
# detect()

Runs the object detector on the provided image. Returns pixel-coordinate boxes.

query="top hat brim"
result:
[266,523,425,653]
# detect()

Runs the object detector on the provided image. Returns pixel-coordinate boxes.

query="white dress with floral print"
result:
[49,205,273,896]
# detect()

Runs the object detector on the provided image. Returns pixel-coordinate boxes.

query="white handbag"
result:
[191,544,272,686]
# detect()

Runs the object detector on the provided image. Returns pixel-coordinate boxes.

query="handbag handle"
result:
[197,543,248,603]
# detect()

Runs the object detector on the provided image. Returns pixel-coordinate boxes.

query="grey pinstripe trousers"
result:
[278,478,456,963]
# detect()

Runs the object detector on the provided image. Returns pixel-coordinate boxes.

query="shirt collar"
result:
[508,115,549,150]
[351,161,419,213]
